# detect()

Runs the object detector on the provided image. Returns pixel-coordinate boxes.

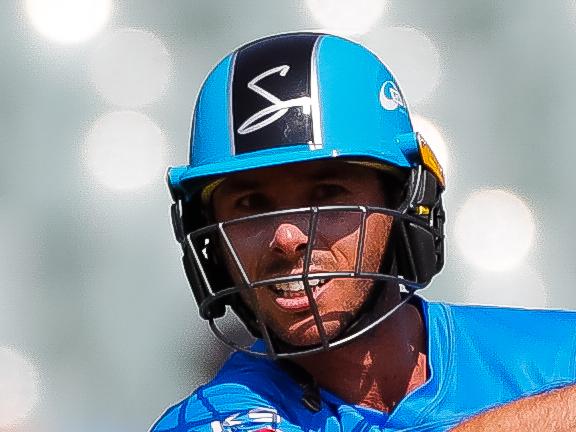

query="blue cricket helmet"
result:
[168,32,445,359]
[167,32,441,200]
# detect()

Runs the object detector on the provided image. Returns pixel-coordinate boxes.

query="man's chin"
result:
[276,318,347,347]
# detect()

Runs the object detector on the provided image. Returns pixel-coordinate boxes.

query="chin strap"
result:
[276,359,322,413]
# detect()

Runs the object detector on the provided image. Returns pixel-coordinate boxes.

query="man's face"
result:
[212,160,394,347]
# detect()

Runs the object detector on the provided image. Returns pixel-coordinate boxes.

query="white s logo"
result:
[379,80,405,111]
[237,65,312,135]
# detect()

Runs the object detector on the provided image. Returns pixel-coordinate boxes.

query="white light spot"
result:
[411,114,450,176]
[202,238,210,260]
[305,0,388,36]
[362,26,442,105]
[466,266,548,309]
[90,29,172,108]
[454,189,536,271]
[25,0,111,44]
[0,347,40,428]
[84,111,167,191]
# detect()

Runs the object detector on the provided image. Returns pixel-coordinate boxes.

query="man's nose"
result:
[269,223,309,258]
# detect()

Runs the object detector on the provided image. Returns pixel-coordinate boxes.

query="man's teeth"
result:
[274,279,326,292]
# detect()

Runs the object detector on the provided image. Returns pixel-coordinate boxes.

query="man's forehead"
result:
[204,159,402,205]
[220,159,372,190]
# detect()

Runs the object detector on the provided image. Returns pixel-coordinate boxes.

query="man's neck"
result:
[293,304,428,413]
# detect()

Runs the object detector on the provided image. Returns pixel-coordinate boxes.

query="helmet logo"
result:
[379,80,405,111]
[237,65,312,135]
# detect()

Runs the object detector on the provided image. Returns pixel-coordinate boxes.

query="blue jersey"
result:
[151,299,576,432]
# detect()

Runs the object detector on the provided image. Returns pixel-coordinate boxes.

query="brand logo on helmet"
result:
[379,80,405,111]
[237,65,312,135]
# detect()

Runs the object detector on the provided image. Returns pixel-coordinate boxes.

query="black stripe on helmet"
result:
[231,33,320,154]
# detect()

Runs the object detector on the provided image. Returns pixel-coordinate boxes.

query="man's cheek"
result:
[361,215,393,271]
[239,289,260,311]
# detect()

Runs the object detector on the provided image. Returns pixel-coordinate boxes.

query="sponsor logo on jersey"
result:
[379,80,406,111]
[237,65,312,135]
[210,407,282,432]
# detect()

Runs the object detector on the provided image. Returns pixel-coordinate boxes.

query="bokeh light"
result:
[362,26,442,105]
[84,111,167,190]
[466,266,548,309]
[0,347,40,428]
[24,0,112,44]
[305,0,388,36]
[411,113,450,176]
[454,189,536,271]
[90,29,172,108]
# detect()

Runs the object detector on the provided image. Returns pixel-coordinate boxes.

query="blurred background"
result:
[2,0,576,430]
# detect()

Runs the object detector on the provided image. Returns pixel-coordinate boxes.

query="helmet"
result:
[168,32,445,358]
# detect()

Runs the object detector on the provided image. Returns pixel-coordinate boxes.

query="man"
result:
[151,33,576,431]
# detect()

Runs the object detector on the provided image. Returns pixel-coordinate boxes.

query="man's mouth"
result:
[269,278,331,310]
[273,278,331,296]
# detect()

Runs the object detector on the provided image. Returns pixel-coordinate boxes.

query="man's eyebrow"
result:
[310,172,346,181]
[219,164,357,193]
[219,178,261,194]
[309,166,356,181]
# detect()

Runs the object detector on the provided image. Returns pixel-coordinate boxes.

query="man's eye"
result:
[235,193,271,211]
[313,184,349,201]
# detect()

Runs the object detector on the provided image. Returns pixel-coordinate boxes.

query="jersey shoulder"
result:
[432,301,576,393]
[443,302,576,356]
[407,300,576,426]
